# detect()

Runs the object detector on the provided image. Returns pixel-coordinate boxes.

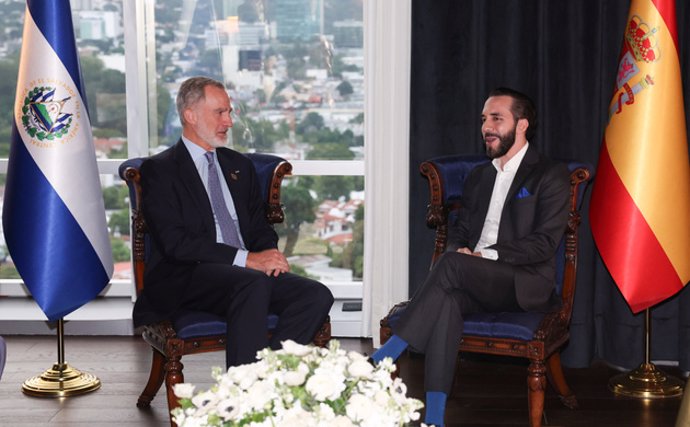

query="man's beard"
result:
[484,125,516,159]
[198,123,230,149]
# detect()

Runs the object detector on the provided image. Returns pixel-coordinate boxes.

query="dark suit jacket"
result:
[133,140,278,326]
[446,146,570,311]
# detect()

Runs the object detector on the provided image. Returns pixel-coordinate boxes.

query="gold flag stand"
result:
[22,319,101,397]
[609,308,684,399]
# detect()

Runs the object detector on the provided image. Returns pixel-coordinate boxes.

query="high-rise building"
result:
[333,20,362,49]
[270,0,322,42]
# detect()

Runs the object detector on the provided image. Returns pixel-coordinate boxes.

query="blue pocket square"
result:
[515,187,532,199]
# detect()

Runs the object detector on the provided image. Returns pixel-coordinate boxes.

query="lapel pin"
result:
[230,170,240,181]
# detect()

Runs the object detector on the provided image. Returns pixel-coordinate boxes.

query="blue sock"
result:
[371,334,408,363]
[424,391,447,427]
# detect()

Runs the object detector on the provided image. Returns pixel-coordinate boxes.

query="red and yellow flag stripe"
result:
[590,0,690,313]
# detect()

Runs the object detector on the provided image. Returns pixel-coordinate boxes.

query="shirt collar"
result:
[181,135,213,163]
[492,142,529,172]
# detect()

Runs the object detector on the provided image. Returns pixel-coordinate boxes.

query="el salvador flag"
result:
[2,0,113,321]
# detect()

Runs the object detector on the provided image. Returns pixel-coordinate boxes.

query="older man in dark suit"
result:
[371,88,570,427]
[133,76,333,368]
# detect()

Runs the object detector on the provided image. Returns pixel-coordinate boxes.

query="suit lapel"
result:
[172,140,216,232]
[215,148,242,201]
[505,145,539,202]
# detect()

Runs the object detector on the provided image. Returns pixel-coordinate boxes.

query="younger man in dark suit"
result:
[133,76,333,368]
[371,88,570,426]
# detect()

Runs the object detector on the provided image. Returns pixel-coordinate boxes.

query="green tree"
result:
[79,56,127,137]
[0,55,20,144]
[296,112,325,134]
[111,238,131,263]
[336,80,353,98]
[108,208,130,236]
[297,175,363,202]
[280,183,317,257]
[306,142,354,161]
[103,185,129,210]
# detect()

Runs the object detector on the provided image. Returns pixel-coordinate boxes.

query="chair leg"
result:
[137,348,166,408]
[165,355,184,427]
[527,359,546,427]
[313,319,332,348]
[546,352,578,409]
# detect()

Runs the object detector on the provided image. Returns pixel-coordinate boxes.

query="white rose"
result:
[283,369,307,386]
[306,371,347,401]
[314,402,336,422]
[345,393,377,421]
[281,340,313,356]
[246,379,276,411]
[227,364,260,390]
[347,359,374,378]
[173,383,196,399]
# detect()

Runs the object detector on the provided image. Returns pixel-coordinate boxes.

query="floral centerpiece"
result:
[171,339,424,427]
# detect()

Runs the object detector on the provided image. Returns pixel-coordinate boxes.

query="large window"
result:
[0,0,365,322]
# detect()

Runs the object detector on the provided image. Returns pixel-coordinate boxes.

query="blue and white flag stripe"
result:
[2,0,113,321]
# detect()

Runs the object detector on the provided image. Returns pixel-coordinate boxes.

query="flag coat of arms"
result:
[2,0,113,321]
[590,0,690,313]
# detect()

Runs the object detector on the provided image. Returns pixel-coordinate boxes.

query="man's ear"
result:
[183,108,196,125]
[517,117,529,135]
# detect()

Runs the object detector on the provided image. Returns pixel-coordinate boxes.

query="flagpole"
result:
[609,308,683,399]
[21,319,101,397]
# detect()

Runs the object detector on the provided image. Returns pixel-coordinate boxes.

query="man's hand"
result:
[246,249,290,276]
[456,247,482,257]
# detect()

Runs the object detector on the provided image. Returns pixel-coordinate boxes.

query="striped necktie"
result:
[204,151,242,247]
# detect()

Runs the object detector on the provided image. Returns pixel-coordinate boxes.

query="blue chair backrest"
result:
[245,152,288,201]
[427,154,489,205]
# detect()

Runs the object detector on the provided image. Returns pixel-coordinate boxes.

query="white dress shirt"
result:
[474,142,530,260]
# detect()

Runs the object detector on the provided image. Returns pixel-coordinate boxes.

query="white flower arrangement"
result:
[171,339,425,427]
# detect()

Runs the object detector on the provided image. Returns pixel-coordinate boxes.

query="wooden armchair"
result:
[119,153,331,424]
[380,154,592,427]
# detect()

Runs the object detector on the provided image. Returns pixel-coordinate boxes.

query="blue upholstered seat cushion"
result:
[386,303,544,341]
[173,311,280,340]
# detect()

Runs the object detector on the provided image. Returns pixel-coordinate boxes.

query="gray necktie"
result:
[205,151,242,247]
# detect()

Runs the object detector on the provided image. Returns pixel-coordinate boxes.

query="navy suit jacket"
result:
[447,146,570,311]
[133,140,278,326]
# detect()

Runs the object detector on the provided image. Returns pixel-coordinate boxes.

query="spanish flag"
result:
[590,0,690,313]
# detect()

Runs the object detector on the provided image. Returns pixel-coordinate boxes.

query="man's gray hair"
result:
[176,76,226,125]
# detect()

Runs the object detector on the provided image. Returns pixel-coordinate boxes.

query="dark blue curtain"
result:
[408,0,690,371]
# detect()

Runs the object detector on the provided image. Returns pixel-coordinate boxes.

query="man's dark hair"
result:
[488,87,538,141]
